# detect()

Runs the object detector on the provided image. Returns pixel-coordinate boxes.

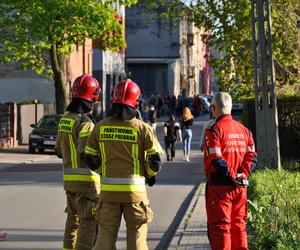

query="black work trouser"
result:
[165,137,176,158]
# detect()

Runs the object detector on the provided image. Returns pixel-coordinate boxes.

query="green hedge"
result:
[242,95,300,160]
[248,170,300,249]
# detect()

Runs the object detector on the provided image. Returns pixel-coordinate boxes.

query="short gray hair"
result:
[212,92,232,114]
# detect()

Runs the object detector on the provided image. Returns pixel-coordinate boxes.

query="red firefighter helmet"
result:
[71,74,101,102]
[112,79,141,108]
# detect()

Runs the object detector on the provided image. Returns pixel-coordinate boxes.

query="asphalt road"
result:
[0,117,208,250]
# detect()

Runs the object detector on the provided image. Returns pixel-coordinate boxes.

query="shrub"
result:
[248,170,300,249]
[282,160,300,172]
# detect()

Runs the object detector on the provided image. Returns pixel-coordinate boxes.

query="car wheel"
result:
[29,146,36,154]
[38,148,45,153]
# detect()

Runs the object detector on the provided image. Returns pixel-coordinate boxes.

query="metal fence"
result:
[0,103,14,138]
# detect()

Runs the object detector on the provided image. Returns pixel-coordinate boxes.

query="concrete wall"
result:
[0,71,55,103]
[167,60,181,96]
[17,104,44,144]
[126,4,181,97]
[126,6,180,58]
[93,49,125,117]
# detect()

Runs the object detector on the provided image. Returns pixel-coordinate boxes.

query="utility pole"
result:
[251,0,281,169]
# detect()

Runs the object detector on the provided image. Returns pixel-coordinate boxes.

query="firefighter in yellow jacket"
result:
[82,79,164,250]
[56,74,101,250]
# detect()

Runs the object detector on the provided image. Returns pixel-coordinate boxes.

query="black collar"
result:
[109,103,138,120]
[66,98,93,114]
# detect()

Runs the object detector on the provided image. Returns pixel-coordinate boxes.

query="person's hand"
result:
[233,173,249,187]
[179,137,183,142]
[236,173,247,181]
[146,176,156,187]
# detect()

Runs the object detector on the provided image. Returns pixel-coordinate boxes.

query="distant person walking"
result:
[181,107,193,162]
[148,104,157,132]
[177,94,183,117]
[164,115,182,161]
[168,94,177,116]
[138,95,147,121]
[193,94,201,117]
[156,95,163,118]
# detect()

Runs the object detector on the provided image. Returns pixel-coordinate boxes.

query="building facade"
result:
[93,2,126,116]
[125,3,211,98]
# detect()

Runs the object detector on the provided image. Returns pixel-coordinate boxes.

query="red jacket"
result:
[204,115,257,180]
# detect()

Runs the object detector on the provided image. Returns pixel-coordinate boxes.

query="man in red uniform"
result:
[204,92,257,250]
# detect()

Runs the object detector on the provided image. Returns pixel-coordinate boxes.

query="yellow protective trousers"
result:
[93,201,153,250]
[63,191,98,250]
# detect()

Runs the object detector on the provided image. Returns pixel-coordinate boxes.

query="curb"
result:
[168,183,208,249]
[0,155,55,171]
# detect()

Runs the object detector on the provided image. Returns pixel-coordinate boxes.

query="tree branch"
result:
[274,56,296,77]
[49,43,61,74]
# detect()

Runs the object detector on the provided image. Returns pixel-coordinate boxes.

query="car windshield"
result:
[38,116,61,130]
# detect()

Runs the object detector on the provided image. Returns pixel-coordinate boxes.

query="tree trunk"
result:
[49,44,68,114]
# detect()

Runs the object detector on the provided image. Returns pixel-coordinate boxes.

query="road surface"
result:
[0,117,208,250]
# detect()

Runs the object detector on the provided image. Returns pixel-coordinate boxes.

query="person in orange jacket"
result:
[204,92,257,250]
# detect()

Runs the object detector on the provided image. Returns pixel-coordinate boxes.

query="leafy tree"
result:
[0,0,137,113]
[142,0,300,101]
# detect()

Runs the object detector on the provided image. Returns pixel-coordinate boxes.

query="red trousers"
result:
[205,184,248,250]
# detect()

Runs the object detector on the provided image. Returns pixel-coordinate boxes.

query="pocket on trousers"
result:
[144,203,154,223]
[77,193,98,220]
[139,202,154,224]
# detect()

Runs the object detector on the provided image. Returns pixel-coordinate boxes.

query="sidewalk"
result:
[164,115,211,250]
[169,183,211,250]
[152,117,211,250]
[0,145,54,171]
